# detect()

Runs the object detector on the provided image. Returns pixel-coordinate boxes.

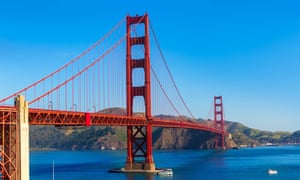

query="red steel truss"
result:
[0,106,17,179]
[0,106,224,134]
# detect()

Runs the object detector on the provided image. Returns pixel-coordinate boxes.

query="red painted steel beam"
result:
[151,118,224,135]
[0,106,223,135]
[28,108,147,126]
[127,15,145,24]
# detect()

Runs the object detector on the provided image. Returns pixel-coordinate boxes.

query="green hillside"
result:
[226,121,292,146]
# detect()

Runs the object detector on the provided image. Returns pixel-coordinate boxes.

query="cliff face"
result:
[153,128,216,149]
[225,121,292,146]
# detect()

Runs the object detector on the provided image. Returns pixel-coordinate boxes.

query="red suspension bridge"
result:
[0,14,226,179]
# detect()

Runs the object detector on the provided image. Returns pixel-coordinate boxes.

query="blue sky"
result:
[1,0,300,131]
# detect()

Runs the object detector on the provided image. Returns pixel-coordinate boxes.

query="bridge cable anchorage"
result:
[0,16,126,105]
[149,21,195,119]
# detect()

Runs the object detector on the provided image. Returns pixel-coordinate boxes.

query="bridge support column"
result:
[125,126,133,169]
[125,14,156,172]
[15,95,30,180]
[1,95,30,179]
[125,125,155,171]
[144,124,155,170]
[214,96,225,150]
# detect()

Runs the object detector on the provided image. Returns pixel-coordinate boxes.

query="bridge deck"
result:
[0,106,223,134]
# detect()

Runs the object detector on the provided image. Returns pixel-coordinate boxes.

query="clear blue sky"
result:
[0,0,300,131]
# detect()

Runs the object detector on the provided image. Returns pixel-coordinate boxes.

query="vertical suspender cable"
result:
[98,60,101,111]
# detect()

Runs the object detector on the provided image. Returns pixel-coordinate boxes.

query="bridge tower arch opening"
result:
[125,14,155,171]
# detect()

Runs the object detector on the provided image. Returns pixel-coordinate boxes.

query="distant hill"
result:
[29,108,300,151]
[226,121,293,146]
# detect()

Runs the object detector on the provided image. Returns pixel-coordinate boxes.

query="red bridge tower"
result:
[214,96,226,149]
[125,14,155,171]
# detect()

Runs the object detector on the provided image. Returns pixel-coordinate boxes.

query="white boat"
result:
[268,169,278,175]
[158,168,173,176]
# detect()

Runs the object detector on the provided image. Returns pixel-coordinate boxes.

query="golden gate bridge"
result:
[0,14,226,179]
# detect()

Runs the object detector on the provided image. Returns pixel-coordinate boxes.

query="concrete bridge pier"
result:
[15,95,30,180]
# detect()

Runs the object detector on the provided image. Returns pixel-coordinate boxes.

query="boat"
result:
[268,169,278,175]
[158,168,173,176]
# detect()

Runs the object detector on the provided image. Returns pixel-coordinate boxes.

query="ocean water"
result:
[30,146,300,180]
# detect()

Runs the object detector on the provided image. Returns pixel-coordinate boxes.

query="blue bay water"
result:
[30,146,300,180]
